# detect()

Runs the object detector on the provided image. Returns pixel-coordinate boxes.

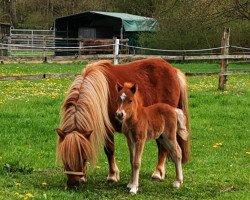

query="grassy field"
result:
[0,61,87,76]
[0,62,249,199]
[0,61,249,76]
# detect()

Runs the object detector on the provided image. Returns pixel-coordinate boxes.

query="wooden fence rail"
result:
[0,27,249,89]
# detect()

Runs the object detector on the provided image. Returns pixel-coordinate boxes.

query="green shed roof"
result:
[91,11,157,32]
[56,11,157,32]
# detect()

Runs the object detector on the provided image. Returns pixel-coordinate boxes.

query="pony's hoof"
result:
[107,172,120,182]
[151,170,165,181]
[172,180,182,188]
[107,177,117,182]
[127,183,132,189]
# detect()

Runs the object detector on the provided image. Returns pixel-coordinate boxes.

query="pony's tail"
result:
[177,69,190,163]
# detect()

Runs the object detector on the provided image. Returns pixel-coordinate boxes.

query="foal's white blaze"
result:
[115,92,127,122]
[120,92,126,101]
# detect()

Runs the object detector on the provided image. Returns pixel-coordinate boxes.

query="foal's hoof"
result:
[127,183,132,189]
[129,186,138,195]
[172,180,182,188]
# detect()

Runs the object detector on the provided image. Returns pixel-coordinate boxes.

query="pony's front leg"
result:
[128,140,145,195]
[152,140,166,181]
[104,133,120,182]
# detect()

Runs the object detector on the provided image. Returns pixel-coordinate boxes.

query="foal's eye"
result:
[129,100,132,103]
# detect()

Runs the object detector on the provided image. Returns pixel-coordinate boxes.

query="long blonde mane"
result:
[57,60,114,168]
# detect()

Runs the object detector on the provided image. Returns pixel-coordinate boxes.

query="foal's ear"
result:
[56,128,65,139]
[130,83,137,94]
[116,82,123,92]
[85,130,93,139]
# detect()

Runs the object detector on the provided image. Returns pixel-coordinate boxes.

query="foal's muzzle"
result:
[115,111,125,122]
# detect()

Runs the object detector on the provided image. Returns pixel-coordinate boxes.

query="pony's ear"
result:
[130,83,137,94]
[56,128,65,139]
[85,130,93,139]
[116,82,123,92]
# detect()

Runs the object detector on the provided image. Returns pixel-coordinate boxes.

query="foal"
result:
[115,82,189,195]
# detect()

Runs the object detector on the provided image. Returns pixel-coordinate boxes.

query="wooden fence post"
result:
[218,27,230,90]
[43,36,47,62]
[7,36,11,56]
[113,38,120,65]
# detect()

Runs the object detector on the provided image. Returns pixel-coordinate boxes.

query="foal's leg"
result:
[128,139,145,195]
[152,140,166,180]
[126,136,135,189]
[165,138,183,188]
[104,132,120,182]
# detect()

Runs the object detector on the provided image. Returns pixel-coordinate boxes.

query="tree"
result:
[0,0,17,26]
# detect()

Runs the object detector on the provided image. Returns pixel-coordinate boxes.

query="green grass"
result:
[0,61,87,76]
[0,63,249,199]
[173,62,250,73]
[9,50,55,57]
[0,61,249,77]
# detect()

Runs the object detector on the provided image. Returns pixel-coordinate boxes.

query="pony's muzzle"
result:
[67,179,80,189]
[66,176,86,189]
[80,176,87,183]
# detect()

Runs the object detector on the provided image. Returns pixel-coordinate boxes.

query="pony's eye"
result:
[129,100,132,103]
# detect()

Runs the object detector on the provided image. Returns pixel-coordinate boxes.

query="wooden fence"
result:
[7,28,55,56]
[0,27,249,89]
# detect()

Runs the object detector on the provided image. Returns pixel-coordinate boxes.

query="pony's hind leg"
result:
[151,140,166,181]
[104,133,120,182]
[164,137,183,188]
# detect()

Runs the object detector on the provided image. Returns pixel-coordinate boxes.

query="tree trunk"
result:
[9,0,17,27]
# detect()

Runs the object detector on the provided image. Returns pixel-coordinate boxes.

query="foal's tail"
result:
[175,108,189,141]
[177,69,190,163]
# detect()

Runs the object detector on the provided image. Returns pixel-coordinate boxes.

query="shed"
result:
[0,23,10,56]
[54,11,157,55]
[0,23,10,39]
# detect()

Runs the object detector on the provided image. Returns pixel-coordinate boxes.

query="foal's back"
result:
[140,103,178,140]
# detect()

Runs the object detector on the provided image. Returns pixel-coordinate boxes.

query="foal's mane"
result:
[58,60,114,168]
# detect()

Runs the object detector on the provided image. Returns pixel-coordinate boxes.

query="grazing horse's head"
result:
[56,128,93,189]
[115,82,139,122]
[57,64,114,188]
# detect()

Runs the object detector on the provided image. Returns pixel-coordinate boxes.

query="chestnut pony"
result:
[115,82,189,194]
[56,58,190,188]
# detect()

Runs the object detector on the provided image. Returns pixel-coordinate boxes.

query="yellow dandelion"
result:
[15,182,21,187]
[246,152,250,155]
[95,166,101,169]
[213,142,223,148]
[25,192,34,198]
[42,181,48,186]
[15,192,20,196]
